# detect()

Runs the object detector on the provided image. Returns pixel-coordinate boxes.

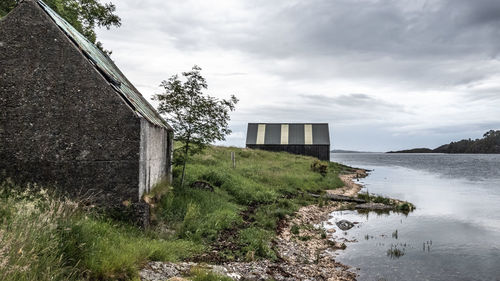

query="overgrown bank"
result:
[1,146,357,280]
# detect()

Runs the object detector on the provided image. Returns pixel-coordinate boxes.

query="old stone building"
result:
[0,0,173,217]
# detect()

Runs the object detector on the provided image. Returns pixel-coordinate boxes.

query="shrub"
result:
[310,160,328,177]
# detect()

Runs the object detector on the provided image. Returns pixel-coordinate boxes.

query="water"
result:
[327,153,500,281]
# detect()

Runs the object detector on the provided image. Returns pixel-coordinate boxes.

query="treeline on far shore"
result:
[388,130,500,154]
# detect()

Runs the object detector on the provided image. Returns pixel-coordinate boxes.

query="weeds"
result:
[0,180,201,281]
[387,244,405,259]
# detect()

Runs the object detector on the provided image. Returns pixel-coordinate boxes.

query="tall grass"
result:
[0,180,202,281]
[0,180,80,281]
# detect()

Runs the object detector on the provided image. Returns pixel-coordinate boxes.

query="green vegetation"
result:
[0,180,200,281]
[357,192,391,205]
[0,1,16,18]
[1,146,354,280]
[0,0,120,54]
[358,191,415,212]
[154,66,238,186]
[156,146,351,261]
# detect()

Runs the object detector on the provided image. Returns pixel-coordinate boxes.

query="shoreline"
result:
[140,169,369,281]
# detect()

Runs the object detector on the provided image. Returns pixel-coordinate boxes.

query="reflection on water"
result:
[328,153,500,281]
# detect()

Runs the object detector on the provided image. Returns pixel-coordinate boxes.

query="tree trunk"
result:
[180,143,189,187]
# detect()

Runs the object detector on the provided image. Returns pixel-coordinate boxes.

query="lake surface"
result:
[327,153,500,281]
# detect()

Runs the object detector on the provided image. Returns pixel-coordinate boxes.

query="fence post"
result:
[231,151,236,169]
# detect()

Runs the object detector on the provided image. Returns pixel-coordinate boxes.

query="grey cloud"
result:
[461,87,500,102]
[103,0,500,87]
[300,93,408,112]
[96,0,500,150]
[150,0,500,59]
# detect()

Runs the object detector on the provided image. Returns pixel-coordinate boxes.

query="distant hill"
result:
[388,130,500,154]
[387,148,433,153]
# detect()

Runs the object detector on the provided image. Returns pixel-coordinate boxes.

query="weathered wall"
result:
[138,119,172,198]
[0,1,142,205]
[247,145,331,161]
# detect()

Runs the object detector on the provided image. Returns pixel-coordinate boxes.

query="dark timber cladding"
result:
[0,0,173,224]
[246,123,331,161]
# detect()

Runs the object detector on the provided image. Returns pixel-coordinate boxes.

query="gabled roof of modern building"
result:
[246,123,330,145]
[36,0,171,130]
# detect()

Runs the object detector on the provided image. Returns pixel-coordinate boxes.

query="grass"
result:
[1,145,354,280]
[158,145,352,260]
[357,191,415,213]
[0,180,201,281]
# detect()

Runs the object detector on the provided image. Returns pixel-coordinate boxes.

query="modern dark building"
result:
[0,0,173,218]
[246,123,331,161]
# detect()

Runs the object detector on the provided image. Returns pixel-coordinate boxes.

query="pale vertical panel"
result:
[256,124,266,144]
[281,124,289,144]
[304,124,313,144]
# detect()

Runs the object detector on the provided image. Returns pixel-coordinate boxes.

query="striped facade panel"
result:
[264,124,281,144]
[288,124,305,144]
[280,124,289,145]
[312,124,330,145]
[245,123,331,161]
[304,124,313,145]
[246,123,258,145]
[256,124,266,144]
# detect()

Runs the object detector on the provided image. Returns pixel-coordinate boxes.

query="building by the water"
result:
[246,123,331,161]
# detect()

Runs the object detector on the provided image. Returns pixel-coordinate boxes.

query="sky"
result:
[96,0,500,152]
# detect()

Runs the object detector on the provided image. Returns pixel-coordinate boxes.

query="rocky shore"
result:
[140,170,368,281]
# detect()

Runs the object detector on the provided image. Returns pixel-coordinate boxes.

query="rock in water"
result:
[336,220,355,231]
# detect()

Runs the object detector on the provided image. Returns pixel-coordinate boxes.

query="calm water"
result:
[327,153,500,281]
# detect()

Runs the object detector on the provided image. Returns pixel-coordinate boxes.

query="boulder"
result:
[190,180,214,192]
[336,220,355,231]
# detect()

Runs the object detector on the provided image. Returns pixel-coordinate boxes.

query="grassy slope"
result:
[157,146,353,260]
[0,146,355,281]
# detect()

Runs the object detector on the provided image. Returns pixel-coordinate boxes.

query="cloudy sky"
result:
[96,0,500,151]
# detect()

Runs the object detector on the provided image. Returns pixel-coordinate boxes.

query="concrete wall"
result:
[138,119,172,198]
[0,1,143,205]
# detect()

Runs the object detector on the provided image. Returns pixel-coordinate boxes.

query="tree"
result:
[153,66,238,187]
[0,0,120,55]
[0,1,16,18]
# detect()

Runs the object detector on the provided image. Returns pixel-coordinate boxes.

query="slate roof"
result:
[37,0,171,130]
[246,123,330,145]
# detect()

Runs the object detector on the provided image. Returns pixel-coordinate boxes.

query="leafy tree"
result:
[0,0,120,54]
[153,66,238,187]
[0,1,16,18]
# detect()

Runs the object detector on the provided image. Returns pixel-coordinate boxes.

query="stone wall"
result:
[0,1,144,205]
